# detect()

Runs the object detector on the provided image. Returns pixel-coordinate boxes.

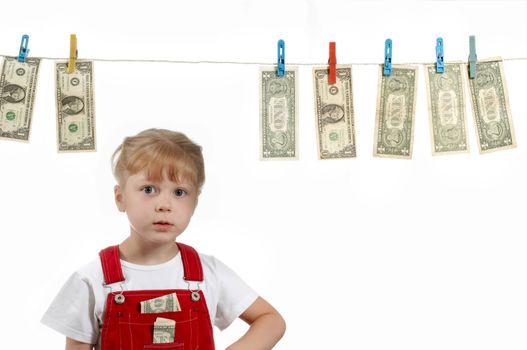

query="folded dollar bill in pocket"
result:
[141,293,181,313]
[153,317,176,343]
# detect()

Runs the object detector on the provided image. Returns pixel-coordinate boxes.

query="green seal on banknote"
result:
[68,123,79,133]
[5,112,15,121]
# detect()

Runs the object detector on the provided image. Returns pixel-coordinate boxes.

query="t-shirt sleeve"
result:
[40,271,99,344]
[213,258,259,331]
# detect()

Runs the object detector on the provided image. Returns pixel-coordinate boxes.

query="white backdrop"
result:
[0,1,526,349]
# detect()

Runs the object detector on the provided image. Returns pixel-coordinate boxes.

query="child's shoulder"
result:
[73,255,105,286]
[196,251,242,282]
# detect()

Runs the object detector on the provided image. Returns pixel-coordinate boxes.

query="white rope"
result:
[1,55,526,65]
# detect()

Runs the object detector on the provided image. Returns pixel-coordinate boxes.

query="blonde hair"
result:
[111,128,205,190]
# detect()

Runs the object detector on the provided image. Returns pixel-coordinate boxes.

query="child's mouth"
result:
[153,222,173,230]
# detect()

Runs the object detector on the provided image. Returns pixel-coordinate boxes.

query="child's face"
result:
[114,170,199,245]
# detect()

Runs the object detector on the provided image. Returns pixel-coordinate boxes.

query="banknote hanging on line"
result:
[313,65,357,159]
[466,57,516,154]
[373,65,418,159]
[259,66,299,160]
[55,60,96,152]
[0,56,41,142]
[424,62,469,155]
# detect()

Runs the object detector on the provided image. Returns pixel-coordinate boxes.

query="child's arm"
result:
[65,337,94,350]
[226,296,286,350]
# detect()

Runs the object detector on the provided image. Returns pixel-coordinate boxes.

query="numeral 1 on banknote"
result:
[424,63,469,155]
[373,65,418,159]
[313,65,356,159]
[55,61,96,152]
[467,58,516,153]
[259,67,298,160]
[0,57,41,142]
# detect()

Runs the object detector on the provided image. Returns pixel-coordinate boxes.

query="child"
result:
[41,128,286,350]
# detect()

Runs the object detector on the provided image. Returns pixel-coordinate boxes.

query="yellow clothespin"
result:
[67,34,77,74]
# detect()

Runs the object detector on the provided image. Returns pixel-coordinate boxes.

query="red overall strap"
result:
[176,242,203,282]
[99,243,202,284]
[99,245,125,285]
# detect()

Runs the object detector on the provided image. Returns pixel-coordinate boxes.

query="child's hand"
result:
[226,297,286,350]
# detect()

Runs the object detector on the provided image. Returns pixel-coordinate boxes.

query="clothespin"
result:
[468,35,477,79]
[328,42,336,85]
[67,34,78,74]
[17,34,30,63]
[383,39,392,76]
[436,37,444,73]
[277,39,285,77]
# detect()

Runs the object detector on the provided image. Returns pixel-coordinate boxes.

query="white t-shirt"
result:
[41,250,258,349]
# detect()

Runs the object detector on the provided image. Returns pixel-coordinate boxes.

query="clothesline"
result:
[1,55,526,66]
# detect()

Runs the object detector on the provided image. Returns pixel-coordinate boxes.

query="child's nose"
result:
[155,196,172,212]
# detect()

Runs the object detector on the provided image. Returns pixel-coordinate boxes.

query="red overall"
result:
[98,243,215,350]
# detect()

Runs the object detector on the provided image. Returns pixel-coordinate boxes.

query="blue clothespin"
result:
[17,34,30,63]
[277,39,285,77]
[436,37,444,73]
[468,35,477,79]
[383,39,392,76]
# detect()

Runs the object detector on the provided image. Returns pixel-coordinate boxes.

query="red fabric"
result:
[328,41,337,85]
[99,243,215,350]
[99,245,125,285]
[177,243,203,282]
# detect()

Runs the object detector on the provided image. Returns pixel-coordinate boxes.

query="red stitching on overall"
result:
[99,243,215,350]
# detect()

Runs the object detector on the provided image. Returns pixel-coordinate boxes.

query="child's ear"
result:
[114,185,126,212]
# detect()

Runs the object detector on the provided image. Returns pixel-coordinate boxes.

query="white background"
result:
[0,1,526,349]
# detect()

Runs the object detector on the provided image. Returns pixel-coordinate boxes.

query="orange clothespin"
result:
[67,34,77,74]
[328,42,336,85]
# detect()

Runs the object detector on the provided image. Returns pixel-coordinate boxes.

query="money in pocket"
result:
[153,317,176,344]
[141,293,182,313]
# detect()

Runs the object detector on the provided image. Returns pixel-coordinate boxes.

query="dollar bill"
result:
[373,65,418,159]
[0,57,41,142]
[424,63,469,155]
[153,317,176,344]
[259,66,298,160]
[141,293,181,313]
[313,65,356,159]
[467,57,516,153]
[55,60,96,152]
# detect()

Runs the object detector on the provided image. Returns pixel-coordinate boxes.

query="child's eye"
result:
[174,188,187,197]
[142,186,156,194]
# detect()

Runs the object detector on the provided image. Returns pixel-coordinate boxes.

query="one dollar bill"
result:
[373,65,418,159]
[467,58,516,153]
[141,293,181,313]
[55,61,96,152]
[259,66,298,160]
[0,57,41,142]
[424,63,469,155]
[153,317,176,344]
[313,65,356,159]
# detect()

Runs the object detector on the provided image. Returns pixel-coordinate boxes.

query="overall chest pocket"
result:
[118,308,199,350]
